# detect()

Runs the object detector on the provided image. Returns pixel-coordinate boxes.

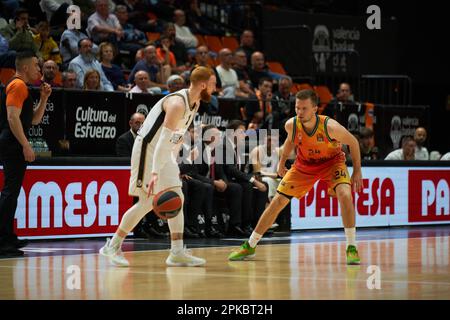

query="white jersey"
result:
[129,88,198,197]
[138,88,198,146]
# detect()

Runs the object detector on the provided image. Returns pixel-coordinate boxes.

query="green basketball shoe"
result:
[346,245,361,265]
[228,241,256,261]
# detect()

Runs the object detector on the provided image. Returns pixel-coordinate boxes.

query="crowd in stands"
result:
[1,1,448,239]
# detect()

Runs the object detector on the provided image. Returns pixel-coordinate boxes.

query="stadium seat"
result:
[54,71,62,86]
[204,35,223,53]
[0,68,16,85]
[194,34,207,47]
[267,61,287,75]
[314,85,333,114]
[146,32,160,43]
[221,36,239,51]
[296,83,313,92]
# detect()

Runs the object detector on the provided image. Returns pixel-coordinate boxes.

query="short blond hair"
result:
[190,66,214,84]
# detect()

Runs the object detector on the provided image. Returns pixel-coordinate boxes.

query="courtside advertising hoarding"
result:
[0,166,449,238]
[291,167,450,229]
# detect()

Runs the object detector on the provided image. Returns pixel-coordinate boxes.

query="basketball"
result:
[152,189,182,220]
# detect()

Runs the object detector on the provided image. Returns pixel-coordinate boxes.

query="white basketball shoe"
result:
[99,238,130,267]
[166,247,206,267]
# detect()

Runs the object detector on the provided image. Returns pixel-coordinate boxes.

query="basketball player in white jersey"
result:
[100,67,216,267]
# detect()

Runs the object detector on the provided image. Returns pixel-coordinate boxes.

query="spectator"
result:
[196,124,243,236]
[128,44,170,90]
[98,41,130,91]
[68,38,114,91]
[216,48,247,98]
[167,74,185,93]
[0,9,40,57]
[238,29,256,64]
[233,48,255,96]
[33,21,62,65]
[173,9,198,53]
[114,0,158,32]
[82,69,101,90]
[182,0,216,35]
[114,4,145,63]
[60,24,99,68]
[179,124,224,238]
[414,127,429,160]
[160,22,189,69]
[192,45,221,89]
[39,0,72,27]
[246,78,280,130]
[359,127,378,160]
[61,69,77,88]
[249,51,271,89]
[274,76,295,119]
[249,132,280,201]
[116,112,145,157]
[87,0,123,45]
[156,35,177,71]
[220,120,268,235]
[330,82,354,104]
[129,70,162,94]
[385,136,416,160]
[33,60,61,87]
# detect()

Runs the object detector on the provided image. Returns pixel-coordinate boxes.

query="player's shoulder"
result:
[285,116,296,129]
[6,78,27,93]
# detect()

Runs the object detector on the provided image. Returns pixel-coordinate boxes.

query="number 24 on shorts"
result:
[334,170,347,179]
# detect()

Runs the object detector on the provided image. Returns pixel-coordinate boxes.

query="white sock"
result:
[345,227,356,248]
[248,231,262,248]
[171,239,184,253]
[110,233,124,249]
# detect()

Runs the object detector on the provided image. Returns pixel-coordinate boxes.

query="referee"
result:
[0,51,51,256]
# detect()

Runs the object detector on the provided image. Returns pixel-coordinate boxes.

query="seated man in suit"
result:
[195,124,245,236]
[179,124,224,238]
[220,120,269,236]
[116,112,145,157]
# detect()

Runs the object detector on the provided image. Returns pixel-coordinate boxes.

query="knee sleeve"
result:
[167,187,184,234]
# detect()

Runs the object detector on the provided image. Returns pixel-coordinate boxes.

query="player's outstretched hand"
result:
[351,169,363,193]
[147,173,158,198]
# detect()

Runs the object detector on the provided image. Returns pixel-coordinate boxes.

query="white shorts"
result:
[128,135,182,198]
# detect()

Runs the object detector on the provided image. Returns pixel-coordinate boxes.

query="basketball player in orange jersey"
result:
[228,89,363,264]
[100,67,216,267]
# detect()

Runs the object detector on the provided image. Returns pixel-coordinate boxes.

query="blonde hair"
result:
[98,42,116,62]
[190,66,214,84]
[83,69,101,90]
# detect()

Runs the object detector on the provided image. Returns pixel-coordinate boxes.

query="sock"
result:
[248,231,262,248]
[171,239,184,253]
[345,227,356,248]
[110,231,125,249]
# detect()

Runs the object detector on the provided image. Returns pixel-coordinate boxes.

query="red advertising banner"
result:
[0,167,133,238]
[408,170,450,222]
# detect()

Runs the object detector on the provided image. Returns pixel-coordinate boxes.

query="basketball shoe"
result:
[346,245,361,265]
[99,238,130,267]
[166,247,206,267]
[228,241,256,261]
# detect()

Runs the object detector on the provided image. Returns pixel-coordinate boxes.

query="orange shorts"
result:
[277,161,351,199]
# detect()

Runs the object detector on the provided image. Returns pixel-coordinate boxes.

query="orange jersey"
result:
[291,114,345,171]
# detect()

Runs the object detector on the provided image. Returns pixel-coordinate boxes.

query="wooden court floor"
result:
[0,229,449,300]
